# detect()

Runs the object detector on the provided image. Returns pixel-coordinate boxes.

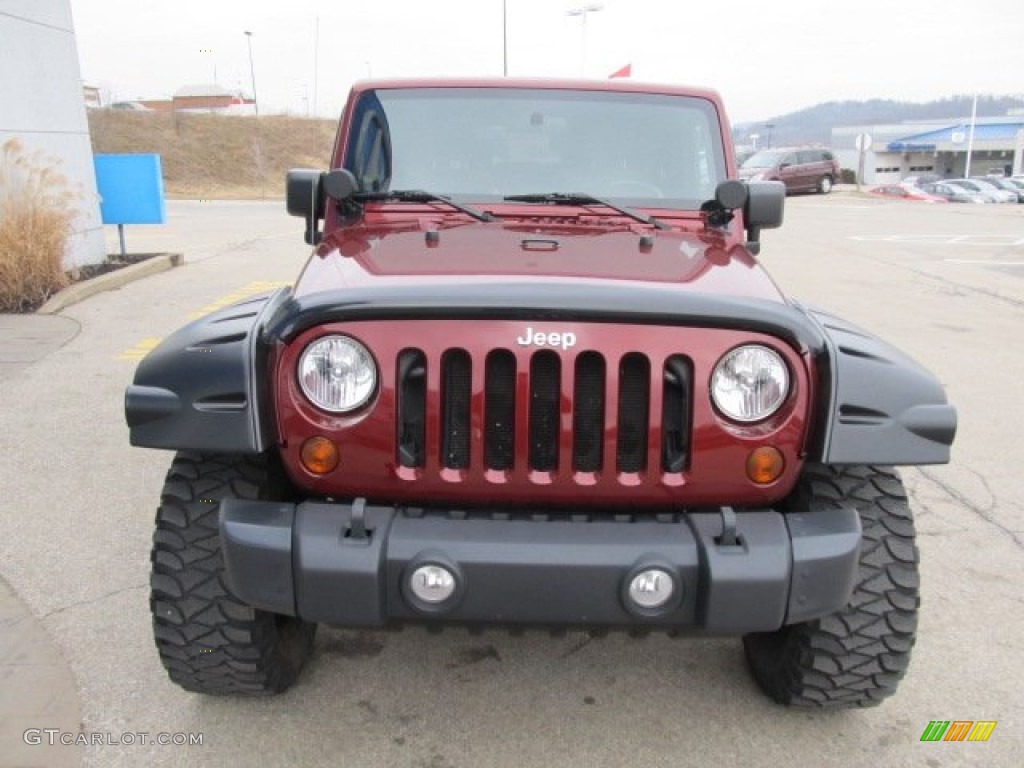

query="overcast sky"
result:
[70,0,1023,123]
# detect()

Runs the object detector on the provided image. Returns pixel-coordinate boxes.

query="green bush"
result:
[0,139,76,312]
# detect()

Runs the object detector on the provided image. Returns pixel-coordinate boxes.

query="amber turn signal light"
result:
[301,436,339,475]
[746,446,784,485]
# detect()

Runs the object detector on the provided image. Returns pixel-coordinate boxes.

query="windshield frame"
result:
[338,86,728,213]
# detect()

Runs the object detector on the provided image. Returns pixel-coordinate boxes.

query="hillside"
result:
[733,94,1024,147]
[87,110,336,198]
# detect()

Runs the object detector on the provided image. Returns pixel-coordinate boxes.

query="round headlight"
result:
[711,345,789,423]
[298,335,377,413]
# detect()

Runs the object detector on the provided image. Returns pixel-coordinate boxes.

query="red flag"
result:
[609,63,632,79]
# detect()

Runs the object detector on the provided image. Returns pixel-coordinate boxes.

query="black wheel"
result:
[150,452,316,695]
[743,465,918,707]
[818,175,834,194]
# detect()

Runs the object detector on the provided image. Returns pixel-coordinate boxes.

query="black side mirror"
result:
[702,180,749,230]
[323,169,358,201]
[286,169,325,245]
[743,181,785,255]
[715,179,748,210]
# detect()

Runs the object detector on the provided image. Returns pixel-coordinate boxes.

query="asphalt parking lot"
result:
[0,194,1021,767]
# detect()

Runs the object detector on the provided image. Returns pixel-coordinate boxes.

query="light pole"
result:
[566,3,603,77]
[964,93,978,179]
[244,30,263,198]
[502,0,508,76]
[244,30,258,118]
[312,17,319,117]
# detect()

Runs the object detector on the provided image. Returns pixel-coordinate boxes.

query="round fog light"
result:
[628,568,675,609]
[409,564,456,604]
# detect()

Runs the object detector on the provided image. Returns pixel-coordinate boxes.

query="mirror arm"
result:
[745,225,762,256]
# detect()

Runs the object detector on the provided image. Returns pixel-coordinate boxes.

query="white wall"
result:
[0,0,104,267]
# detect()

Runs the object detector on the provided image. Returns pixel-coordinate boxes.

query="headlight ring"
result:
[711,344,789,423]
[298,335,377,413]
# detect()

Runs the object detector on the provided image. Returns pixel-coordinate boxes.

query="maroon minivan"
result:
[739,147,840,194]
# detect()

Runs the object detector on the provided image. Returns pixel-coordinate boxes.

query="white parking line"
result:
[943,259,1024,266]
[851,234,1024,246]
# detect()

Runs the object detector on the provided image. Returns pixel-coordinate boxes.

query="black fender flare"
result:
[124,289,289,452]
[802,305,957,465]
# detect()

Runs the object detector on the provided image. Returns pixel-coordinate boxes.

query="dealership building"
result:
[832,115,1024,185]
[0,1,104,267]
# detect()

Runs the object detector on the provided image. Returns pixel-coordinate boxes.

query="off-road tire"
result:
[150,452,316,695]
[743,465,918,707]
[818,175,833,194]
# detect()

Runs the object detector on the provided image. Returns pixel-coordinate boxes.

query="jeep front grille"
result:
[395,347,692,479]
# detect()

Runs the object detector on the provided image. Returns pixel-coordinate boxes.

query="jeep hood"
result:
[294,220,785,302]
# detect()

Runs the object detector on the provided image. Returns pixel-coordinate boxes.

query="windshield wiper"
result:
[503,192,670,230]
[352,190,495,222]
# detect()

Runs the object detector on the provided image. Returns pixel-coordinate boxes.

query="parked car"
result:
[109,101,150,111]
[868,184,947,203]
[921,182,988,203]
[945,178,1017,203]
[901,173,941,188]
[738,147,840,194]
[735,148,756,167]
[984,177,1024,203]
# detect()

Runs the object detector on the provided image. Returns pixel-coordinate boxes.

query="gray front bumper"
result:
[219,501,861,633]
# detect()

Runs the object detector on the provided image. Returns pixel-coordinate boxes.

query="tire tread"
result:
[743,464,919,707]
[149,452,315,696]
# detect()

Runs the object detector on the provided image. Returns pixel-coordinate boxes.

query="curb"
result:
[37,253,183,315]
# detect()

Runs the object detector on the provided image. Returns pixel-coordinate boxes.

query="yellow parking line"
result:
[118,281,291,360]
[116,337,163,361]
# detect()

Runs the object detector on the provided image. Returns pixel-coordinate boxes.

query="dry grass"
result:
[88,110,337,198]
[0,139,76,312]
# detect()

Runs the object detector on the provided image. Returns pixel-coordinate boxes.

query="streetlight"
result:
[244,30,263,199]
[566,3,603,77]
[244,30,258,118]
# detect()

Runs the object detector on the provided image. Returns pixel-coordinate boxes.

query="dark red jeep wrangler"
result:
[126,79,956,706]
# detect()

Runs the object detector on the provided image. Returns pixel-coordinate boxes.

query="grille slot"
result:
[440,349,471,469]
[484,350,516,470]
[616,353,650,473]
[528,351,561,471]
[573,352,605,472]
[396,349,426,468]
[662,355,692,473]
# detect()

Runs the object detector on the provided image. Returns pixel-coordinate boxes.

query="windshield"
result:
[341,87,726,210]
[741,150,787,170]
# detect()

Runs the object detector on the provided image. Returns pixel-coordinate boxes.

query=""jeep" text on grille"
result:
[516,327,577,351]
